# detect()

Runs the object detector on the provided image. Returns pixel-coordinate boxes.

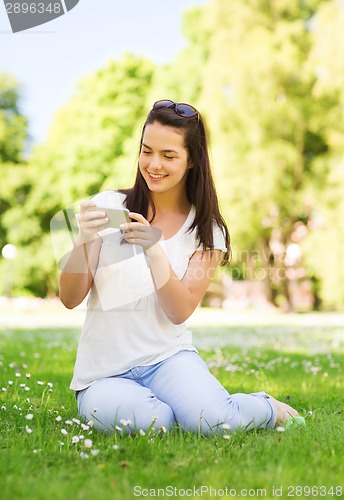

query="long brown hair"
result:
[119,103,231,266]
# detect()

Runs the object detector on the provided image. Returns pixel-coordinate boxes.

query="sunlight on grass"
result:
[189,307,344,355]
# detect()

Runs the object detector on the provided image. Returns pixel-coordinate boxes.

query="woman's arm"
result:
[120,212,222,324]
[59,201,108,309]
[146,244,221,324]
[59,237,102,309]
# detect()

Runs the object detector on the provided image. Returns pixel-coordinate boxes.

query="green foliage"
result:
[0,54,156,296]
[300,1,344,309]
[30,53,155,207]
[196,0,342,309]
[0,73,28,164]
[1,1,344,308]
[0,76,29,289]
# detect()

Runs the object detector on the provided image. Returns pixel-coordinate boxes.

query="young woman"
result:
[59,99,299,435]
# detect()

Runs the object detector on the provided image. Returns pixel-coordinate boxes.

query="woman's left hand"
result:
[120,212,162,252]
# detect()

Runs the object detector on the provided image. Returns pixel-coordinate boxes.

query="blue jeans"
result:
[76,350,276,435]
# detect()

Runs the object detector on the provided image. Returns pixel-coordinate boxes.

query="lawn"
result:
[0,306,343,500]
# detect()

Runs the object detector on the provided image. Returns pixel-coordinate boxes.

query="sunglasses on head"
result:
[153,100,199,119]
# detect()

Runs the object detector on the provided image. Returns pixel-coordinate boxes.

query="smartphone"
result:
[86,206,131,229]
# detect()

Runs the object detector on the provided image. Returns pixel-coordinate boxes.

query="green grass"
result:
[1,310,344,500]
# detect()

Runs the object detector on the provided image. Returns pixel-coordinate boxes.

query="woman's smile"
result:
[148,172,169,181]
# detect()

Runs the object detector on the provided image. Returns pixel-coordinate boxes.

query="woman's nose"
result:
[149,155,162,169]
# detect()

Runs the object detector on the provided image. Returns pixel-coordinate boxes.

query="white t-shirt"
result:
[70,190,227,391]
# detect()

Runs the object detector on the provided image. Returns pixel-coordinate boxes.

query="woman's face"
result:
[139,122,191,197]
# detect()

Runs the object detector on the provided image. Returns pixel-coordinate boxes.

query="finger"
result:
[80,201,97,214]
[124,226,162,242]
[81,217,108,228]
[128,212,150,226]
[121,237,147,246]
[85,210,107,221]
[90,218,109,227]
[121,230,150,240]
[120,222,149,231]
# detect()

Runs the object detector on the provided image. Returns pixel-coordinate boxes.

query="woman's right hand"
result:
[76,201,109,245]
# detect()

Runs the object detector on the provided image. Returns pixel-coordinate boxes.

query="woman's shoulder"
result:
[91,189,127,208]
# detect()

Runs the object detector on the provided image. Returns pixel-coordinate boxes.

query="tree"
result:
[0,74,29,296]
[1,54,156,296]
[197,0,331,309]
[300,0,344,308]
[0,73,28,164]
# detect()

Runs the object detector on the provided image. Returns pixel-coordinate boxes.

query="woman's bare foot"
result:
[268,395,299,427]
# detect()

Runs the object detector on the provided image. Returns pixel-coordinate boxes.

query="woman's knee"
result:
[77,378,175,434]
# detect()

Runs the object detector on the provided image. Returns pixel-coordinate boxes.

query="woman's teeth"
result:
[149,173,167,179]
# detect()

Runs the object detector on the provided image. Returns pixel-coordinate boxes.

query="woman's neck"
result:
[151,191,191,215]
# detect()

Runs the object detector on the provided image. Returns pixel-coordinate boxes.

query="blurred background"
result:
[1,0,344,313]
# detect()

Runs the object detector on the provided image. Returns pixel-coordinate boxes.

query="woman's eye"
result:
[142,150,151,155]
[164,155,174,160]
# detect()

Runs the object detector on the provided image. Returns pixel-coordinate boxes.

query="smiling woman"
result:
[58,99,299,436]
[139,122,190,198]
